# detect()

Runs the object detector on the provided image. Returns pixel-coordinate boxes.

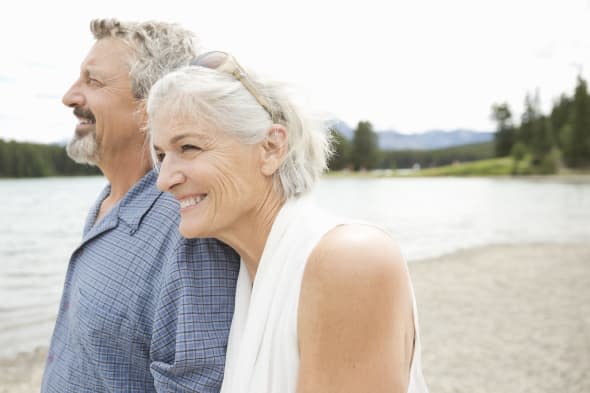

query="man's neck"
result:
[95,150,152,223]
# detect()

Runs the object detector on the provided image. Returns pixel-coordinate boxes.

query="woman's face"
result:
[152,108,270,240]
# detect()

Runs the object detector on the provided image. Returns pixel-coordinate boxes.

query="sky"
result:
[1,0,589,144]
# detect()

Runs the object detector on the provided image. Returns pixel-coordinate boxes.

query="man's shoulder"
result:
[173,236,239,266]
[143,188,182,226]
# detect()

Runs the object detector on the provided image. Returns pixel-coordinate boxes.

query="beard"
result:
[66,130,99,166]
[66,106,99,165]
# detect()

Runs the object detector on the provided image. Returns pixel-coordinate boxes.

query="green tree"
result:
[562,76,590,167]
[351,121,379,170]
[550,94,571,148]
[510,142,528,174]
[529,116,554,167]
[0,138,101,178]
[0,139,7,176]
[491,102,515,157]
[519,92,541,146]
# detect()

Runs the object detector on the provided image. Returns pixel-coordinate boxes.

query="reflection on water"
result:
[1,175,589,356]
[313,176,590,261]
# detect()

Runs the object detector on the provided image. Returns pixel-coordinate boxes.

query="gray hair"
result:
[90,18,199,99]
[147,66,332,199]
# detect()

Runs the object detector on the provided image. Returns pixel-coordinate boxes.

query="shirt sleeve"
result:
[149,237,240,393]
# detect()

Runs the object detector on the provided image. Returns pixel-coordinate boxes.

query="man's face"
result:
[63,38,141,166]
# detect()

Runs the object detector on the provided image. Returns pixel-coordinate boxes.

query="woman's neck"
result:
[219,192,286,282]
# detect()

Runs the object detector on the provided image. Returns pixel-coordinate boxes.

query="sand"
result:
[0,347,46,393]
[411,243,590,393]
[2,243,589,393]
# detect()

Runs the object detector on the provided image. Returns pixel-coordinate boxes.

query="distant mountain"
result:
[329,121,494,151]
[376,129,494,150]
[328,120,354,139]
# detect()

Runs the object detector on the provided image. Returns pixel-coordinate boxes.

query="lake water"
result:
[1,175,589,357]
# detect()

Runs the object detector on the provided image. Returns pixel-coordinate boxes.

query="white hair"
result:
[147,65,332,199]
[90,18,200,99]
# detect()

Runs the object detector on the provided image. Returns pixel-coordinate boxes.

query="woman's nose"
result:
[156,156,186,193]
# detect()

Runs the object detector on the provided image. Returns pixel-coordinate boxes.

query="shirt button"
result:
[47,352,54,363]
[63,301,69,311]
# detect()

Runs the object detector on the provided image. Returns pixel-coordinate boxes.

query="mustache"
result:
[73,107,96,123]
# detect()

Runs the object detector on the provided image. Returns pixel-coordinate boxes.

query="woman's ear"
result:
[260,125,288,176]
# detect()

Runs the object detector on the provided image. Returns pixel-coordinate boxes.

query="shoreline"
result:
[324,170,590,182]
[3,242,589,393]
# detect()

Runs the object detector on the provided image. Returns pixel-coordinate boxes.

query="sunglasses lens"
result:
[191,51,229,69]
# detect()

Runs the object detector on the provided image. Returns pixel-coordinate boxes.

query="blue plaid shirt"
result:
[41,170,240,393]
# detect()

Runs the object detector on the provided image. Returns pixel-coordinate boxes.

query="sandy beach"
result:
[2,242,589,393]
[412,243,590,393]
[0,347,46,393]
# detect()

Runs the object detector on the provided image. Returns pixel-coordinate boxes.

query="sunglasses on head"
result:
[191,51,282,123]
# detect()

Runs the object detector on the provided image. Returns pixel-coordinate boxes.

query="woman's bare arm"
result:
[297,224,415,393]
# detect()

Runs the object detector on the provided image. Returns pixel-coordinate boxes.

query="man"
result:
[41,19,240,393]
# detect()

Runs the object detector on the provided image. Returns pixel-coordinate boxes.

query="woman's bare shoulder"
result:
[304,223,408,286]
[297,224,415,392]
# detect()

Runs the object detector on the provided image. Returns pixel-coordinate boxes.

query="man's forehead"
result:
[81,38,131,72]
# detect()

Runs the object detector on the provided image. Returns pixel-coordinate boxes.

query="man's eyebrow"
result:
[83,65,103,77]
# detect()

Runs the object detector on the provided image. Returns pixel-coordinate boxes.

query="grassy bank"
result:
[325,157,590,178]
[415,157,513,176]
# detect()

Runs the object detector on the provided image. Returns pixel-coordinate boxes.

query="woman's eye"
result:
[181,144,201,153]
[156,152,166,163]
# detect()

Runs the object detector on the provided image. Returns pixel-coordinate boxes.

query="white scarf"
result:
[220,195,428,393]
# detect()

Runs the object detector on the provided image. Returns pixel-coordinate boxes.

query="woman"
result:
[148,51,428,393]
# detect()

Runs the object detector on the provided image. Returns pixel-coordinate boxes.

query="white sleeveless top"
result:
[220,195,428,393]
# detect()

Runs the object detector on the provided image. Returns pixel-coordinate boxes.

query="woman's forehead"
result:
[152,114,220,145]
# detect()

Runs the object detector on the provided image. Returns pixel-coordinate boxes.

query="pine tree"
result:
[519,92,541,147]
[352,121,379,170]
[563,76,590,167]
[491,102,515,157]
[529,116,555,169]
[550,94,571,148]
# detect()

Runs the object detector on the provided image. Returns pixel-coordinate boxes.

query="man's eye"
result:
[87,78,101,86]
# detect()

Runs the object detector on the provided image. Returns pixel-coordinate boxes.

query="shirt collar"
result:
[117,170,163,234]
[83,170,163,237]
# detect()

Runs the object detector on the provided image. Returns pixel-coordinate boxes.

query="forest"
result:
[329,76,590,174]
[1,77,588,178]
[0,139,100,177]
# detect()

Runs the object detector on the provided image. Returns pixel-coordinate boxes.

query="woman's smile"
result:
[178,194,208,211]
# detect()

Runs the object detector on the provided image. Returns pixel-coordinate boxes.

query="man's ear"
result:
[135,99,149,135]
[260,125,288,176]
